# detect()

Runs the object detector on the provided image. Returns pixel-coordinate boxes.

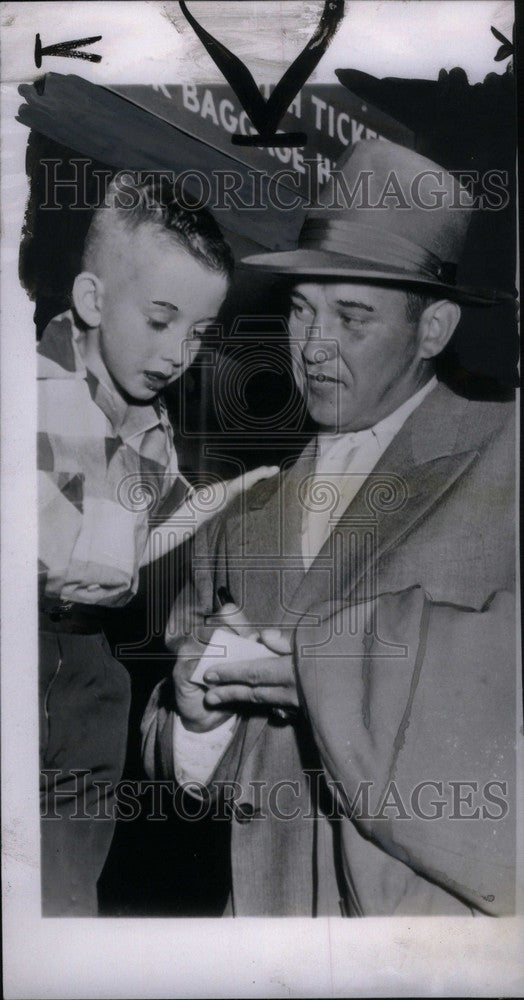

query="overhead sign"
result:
[115,81,415,195]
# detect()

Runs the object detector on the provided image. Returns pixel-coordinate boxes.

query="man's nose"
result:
[300,325,338,367]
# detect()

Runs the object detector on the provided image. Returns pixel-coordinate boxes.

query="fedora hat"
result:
[241,139,509,304]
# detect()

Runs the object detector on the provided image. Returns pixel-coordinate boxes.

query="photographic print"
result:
[1,2,522,997]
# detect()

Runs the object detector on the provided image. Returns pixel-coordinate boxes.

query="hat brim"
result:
[239,249,512,306]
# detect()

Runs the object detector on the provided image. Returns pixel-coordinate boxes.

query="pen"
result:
[217,585,235,607]
[215,586,260,639]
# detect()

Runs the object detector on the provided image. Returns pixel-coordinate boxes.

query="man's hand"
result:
[173,603,299,734]
[203,606,299,711]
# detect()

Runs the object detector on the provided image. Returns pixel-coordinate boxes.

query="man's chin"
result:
[307,403,347,434]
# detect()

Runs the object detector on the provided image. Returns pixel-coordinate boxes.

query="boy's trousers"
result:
[39,608,131,916]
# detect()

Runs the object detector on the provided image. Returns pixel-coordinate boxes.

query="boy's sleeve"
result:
[38,467,83,596]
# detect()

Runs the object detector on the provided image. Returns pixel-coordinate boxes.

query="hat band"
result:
[299,219,457,284]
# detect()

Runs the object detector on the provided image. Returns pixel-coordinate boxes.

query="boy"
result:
[37,175,273,915]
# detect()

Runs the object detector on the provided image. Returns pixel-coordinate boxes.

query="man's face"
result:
[288,281,427,432]
[97,231,228,402]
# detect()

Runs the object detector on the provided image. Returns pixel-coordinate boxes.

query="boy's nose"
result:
[160,329,193,367]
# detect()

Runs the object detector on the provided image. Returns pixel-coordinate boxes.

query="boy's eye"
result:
[148,318,169,332]
[191,324,208,339]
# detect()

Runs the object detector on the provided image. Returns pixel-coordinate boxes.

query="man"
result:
[142,140,517,917]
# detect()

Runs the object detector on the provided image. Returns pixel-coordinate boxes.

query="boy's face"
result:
[97,233,228,402]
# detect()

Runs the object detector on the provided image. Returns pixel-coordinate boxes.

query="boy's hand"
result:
[222,465,279,504]
[190,464,279,528]
[141,465,278,566]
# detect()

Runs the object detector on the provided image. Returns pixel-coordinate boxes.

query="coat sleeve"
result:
[140,510,220,781]
[140,510,246,786]
[294,586,517,914]
[141,677,176,782]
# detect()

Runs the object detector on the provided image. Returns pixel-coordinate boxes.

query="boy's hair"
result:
[82,173,234,279]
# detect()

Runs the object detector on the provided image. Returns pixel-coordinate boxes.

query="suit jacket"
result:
[142,382,517,917]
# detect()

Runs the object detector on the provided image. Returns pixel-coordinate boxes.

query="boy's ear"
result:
[417,299,461,359]
[72,272,104,328]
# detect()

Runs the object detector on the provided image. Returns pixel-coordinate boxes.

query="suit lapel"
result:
[330,444,478,604]
[281,383,479,615]
[239,446,316,758]
[237,384,496,759]
[243,443,316,620]
[281,449,315,556]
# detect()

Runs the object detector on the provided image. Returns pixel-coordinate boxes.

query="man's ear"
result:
[417,299,461,359]
[72,272,104,328]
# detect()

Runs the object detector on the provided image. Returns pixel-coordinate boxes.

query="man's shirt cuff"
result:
[173,713,238,786]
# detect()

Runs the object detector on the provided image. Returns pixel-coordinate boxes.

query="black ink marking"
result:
[491,25,514,63]
[34,33,102,68]
[178,0,344,147]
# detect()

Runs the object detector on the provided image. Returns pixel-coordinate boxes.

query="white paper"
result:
[190,628,278,688]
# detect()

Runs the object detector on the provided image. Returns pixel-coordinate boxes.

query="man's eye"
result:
[148,318,169,331]
[340,315,365,330]
[290,303,312,320]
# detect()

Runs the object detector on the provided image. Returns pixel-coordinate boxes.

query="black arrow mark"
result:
[34,33,102,68]
[490,25,514,62]
[179,0,344,147]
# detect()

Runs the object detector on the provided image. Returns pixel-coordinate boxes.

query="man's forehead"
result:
[290,280,396,307]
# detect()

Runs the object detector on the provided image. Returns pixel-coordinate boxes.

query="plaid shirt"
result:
[38,311,190,606]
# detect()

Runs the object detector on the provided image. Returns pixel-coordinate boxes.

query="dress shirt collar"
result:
[315,376,438,463]
[370,376,438,449]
